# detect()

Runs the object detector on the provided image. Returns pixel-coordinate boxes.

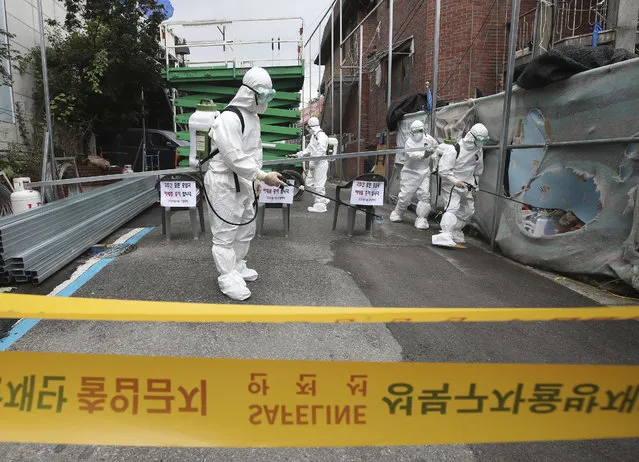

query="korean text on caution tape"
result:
[0,352,637,447]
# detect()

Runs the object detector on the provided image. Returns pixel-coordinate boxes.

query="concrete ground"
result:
[0,183,637,461]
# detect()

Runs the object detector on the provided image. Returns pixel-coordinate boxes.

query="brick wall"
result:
[321,0,539,150]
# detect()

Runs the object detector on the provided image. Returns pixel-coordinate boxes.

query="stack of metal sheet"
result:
[0,177,157,284]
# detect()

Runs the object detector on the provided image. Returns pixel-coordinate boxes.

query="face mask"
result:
[471,133,490,147]
[255,102,268,115]
[244,84,276,105]
[410,128,424,142]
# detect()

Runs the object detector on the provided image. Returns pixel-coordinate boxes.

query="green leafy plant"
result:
[0,27,20,86]
[18,0,170,156]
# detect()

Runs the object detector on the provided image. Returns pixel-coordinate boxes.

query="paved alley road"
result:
[1,185,637,461]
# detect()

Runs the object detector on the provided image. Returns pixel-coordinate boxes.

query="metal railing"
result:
[555,0,609,42]
[517,7,538,53]
[160,17,305,71]
[515,1,615,54]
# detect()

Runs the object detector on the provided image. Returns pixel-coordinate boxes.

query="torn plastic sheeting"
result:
[622,186,639,289]
[505,108,602,224]
[621,183,639,266]
[613,143,639,184]
[435,58,639,289]
[507,109,548,195]
[496,141,636,284]
[434,103,475,142]
[518,167,601,224]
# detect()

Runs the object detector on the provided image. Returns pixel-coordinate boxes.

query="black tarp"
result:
[386,93,448,131]
[516,45,637,90]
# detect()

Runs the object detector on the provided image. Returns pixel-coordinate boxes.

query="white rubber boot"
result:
[431,232,457,248]
[218,271,251,300]
[452,231,466,243]
[389,210,403,222]
[235,260,258,282]
[307,203,327,213]
[414,217,429,229]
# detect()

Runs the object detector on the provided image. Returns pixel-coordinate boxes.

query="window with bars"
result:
[383,40,413,101]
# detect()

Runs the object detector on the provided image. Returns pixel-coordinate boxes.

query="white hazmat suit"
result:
[389,120,439,229]
[205,67,284,300]
[432,123,488,247]
[292,117,329,212]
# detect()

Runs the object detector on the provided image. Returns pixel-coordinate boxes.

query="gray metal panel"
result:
[0,177,157,284]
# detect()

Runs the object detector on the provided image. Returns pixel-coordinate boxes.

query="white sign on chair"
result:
[350,181,384,206]
[160,181,197,208]
[258,180,294,204]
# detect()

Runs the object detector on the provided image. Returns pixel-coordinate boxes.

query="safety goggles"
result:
[410,128,425,136]
[471,132,490,146]
[244,84,276,104]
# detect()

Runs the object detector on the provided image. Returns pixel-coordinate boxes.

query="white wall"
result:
[0,0,66,153]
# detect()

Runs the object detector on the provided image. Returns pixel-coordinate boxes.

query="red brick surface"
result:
[321,0,539,148]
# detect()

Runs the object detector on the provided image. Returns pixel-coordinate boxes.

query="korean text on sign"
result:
[258,180,294,204]
[350,181,384,206]
[160,181,197,208]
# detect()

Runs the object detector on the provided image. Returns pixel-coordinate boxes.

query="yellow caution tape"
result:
[0,352,637,446]
[0,294,638,323]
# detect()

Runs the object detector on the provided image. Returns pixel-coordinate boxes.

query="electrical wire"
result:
[475,186,539,207]
[291,183,384,219]
[361,0,421,73]
[393,0,424,44]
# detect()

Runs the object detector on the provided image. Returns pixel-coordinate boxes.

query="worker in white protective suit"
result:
[389,120,439,229]
[205,67,286,300]
[290,117,330,212]
[431,123,489,247]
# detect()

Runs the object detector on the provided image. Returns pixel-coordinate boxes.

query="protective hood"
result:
[405,133,438,150]
[409,120,425,143]
[307,116,321,135]
[228,67,273,114]
[461,123,489,150]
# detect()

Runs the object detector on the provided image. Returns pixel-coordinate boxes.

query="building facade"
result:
[0,0,66,154]
[317,0,637,157]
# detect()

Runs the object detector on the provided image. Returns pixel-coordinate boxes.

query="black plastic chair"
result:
[332,173,387,237]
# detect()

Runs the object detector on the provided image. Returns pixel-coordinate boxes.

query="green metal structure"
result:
[160,19,305,167]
